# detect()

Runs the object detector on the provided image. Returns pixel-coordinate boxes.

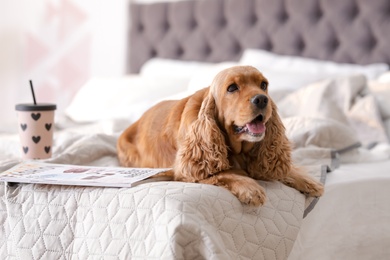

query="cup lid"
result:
[15,103,57,111]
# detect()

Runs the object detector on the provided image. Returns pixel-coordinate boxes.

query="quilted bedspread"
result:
[1,179,311,259]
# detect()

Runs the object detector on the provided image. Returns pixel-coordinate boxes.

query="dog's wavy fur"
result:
[117,66,323,205]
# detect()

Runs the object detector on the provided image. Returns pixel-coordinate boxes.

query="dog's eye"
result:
[260,81,268,90]
[227,83,239,93]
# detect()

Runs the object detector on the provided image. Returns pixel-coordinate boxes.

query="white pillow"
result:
[140,58,214,79]
[239,49,389,90]
[65,75,189,122]
[376,71,390,83]
[369,80,390,119]
[141,59,242,94]
[187,62,240,93]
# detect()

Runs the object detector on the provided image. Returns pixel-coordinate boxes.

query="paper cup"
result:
[15,103,56,159]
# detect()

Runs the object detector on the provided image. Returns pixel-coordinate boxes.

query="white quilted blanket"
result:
[1,180,307,259]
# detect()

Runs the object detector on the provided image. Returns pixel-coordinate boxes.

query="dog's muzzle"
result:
[234,114,266,137]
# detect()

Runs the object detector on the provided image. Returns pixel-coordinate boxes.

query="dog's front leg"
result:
[199,170,267,206]
[281,166,324,197]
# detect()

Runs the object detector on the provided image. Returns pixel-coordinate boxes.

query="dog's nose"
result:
[251,94,268,109]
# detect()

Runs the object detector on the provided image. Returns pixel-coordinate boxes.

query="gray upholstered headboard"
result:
[127,0,390,73]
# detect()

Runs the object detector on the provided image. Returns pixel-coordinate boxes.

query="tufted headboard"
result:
[127,0,390,73]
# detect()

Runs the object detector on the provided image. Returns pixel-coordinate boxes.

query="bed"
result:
[1,0,390,259]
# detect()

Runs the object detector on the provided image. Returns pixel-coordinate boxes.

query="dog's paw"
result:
[301,179,324,197]
[232,179,267,206]
[199,171,267,206]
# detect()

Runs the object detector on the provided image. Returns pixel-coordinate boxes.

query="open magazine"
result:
[0,162,172,188]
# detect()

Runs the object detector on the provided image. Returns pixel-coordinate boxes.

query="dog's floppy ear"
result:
[174,90,230,182]
[248,100,292,180]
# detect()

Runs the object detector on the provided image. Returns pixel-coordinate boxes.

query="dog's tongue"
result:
[246,121,265,134]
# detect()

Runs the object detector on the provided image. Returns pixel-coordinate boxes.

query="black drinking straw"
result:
[30,80,37,105]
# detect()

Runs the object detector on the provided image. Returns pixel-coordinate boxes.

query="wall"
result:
[0,0,129,132]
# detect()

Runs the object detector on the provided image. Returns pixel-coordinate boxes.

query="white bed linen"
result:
[239,49,389,90]
[289,160,390,260]
[0,117,323,259]
[65,75,190,123]
[0,178,308,259]
[0,81,324,259]
[1,64,390,259]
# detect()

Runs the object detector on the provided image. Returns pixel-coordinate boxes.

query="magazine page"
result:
[0,162,172,188]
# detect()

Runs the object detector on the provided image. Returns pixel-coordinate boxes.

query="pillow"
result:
[140,58,214,79]
[278,74,389,145]
[369,80,390,119]
[141,59,241,94]
[186,62,240,93]
[376,71,390,83]
[65,75,189,122]
[239,49,389,90]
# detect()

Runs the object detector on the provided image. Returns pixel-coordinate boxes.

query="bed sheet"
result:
[289,160,390,260]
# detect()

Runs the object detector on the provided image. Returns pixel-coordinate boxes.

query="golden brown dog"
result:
[117,66,323,205]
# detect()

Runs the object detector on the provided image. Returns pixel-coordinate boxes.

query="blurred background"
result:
[0,0,133,131]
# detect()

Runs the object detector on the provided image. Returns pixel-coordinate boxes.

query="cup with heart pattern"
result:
[15,103,56,159]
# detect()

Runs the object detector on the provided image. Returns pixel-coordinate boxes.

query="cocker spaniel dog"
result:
[117,66,324,206]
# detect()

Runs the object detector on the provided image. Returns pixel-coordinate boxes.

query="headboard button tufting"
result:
[278,11,289,23]
[349,4,360,20]
[128,0,390,73]
[137,23,144,33]
[176,46,184,56]
[190,20,198,29]
[250,14,258,26]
